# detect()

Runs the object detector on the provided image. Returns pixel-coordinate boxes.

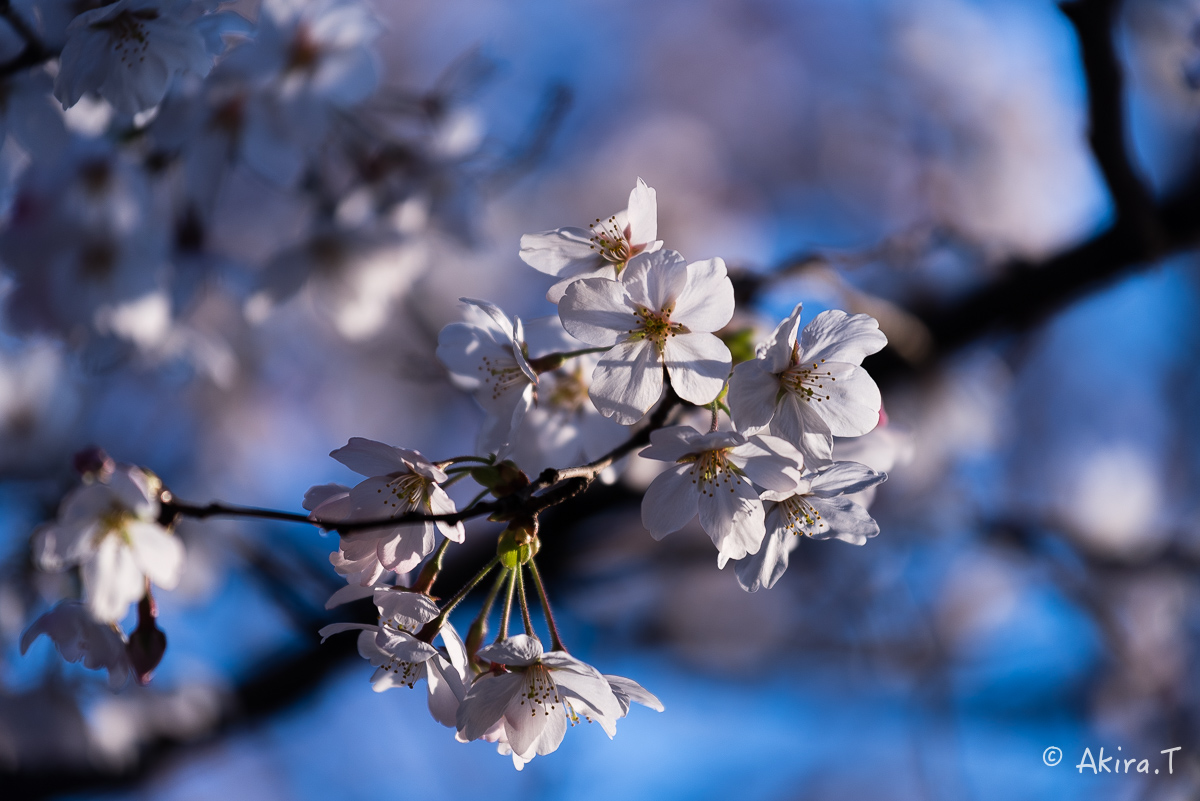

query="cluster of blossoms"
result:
[0,0,510,361]
[21,179,892,768]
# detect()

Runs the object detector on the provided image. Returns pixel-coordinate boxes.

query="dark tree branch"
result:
[0,0,54,80]
[1061,0,1161,248]
[744,0,1200,388]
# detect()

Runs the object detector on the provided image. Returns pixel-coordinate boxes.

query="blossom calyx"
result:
[471,461,529,498]
[497,519,540,568]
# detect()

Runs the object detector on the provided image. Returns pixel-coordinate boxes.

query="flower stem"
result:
[557,346,610,359]
[498,568,517,641]
[709,401,719,432]
[416,556,499,642]
[527,346,610,374]
[467,569,508,666]
[436,455,494,469]
[412,537,454,594]
[441,471,471,488]
[517,568,535,637]
[527,559,565,652]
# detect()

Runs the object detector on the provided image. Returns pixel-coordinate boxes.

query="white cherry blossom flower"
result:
[520,178,662,303]
[728,304,887,467]
[558,250,734,424]
[735,461,886,592]
[305,438,463,586]
[20,601,131,687]
[457,634,646,769]
[508,350,625,474]
[54,0,241,115]
[318,589,467,727]
[436,299,539,455]
[32,464,184,623]
[639,426,802,568]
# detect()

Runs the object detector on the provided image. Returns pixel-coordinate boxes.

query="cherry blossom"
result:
[437,299,539,455]
[558,249,735,424]
[457,634,651,769]
[32,464,184,623]
[319,589,468,727]
[54,0,242,115]
[520,178,662,303]
[727,304,887,466]
[508,350,625,474]
[735,461,886,592]
[639,426,803,567]
[20,601,131,687]
[304,438,463,586]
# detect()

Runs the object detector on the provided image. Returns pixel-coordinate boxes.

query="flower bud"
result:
[72,446,115,483]
[126,592,167,685]
[496,520,540,568]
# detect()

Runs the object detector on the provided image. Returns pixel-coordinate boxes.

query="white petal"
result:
[558,278,633,347]
[762,304,803,373]
[672,258,734,332]
[375,589,440,630]
[545,265,618,304]
[477,634,543,666]
[503,682,552,757]
[623,250,687,311]
[317,622,376,643]
[639,425,705,463]
[663,333,731,406]
[375,524,434,573]
[461,298,517,342]
[770,394,834,466]
[426,656,467,727]
[589,339,664,425]
[727,360,780,434]
[805,363,882,438]
[303,483,351,513]
[127,521,184,590]
[808,496,880,544]
[457,671,525,741]
[519,228,600,276]
[429,486,465,542]
[329,438,410,478]
[735,513,794,592]
[533,703,568,756]
[728,437,802,492]
[698,474,765,567]
[605,674,664,714]
[641,465,699,539]
[108,466,158,517]
[808,462,887,497]
[626,178,657,244]
[375,629,439,663]
[549,664,624,736]
[325,582,377,609]
[798,310,887,366]
[83,536,143,623]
